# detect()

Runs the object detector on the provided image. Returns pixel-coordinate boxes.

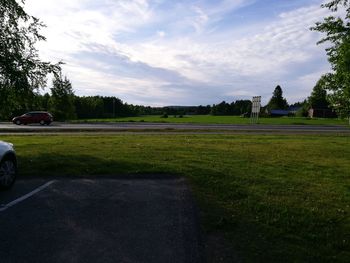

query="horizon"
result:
[26,0,331,107]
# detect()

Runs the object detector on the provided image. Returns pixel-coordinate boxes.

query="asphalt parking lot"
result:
[0,178,202,263]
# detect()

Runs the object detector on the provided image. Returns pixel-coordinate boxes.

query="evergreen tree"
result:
[49,74,76,120]
[308,77,329,109]
[266,85,289,110]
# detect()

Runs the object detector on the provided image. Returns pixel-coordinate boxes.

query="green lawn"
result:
[73,115,349,126]
[2,134,350,262]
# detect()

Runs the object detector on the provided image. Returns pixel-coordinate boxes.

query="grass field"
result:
[2,134,350,262]
[73,115,349,126]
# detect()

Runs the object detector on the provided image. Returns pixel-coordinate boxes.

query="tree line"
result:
[7,74,163,120]
[6,74,252,120]
[1,0,349,121]
[0,64,337,120]
[0,73,340,120]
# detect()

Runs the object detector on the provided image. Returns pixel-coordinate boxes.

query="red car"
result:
[12,111,53,125]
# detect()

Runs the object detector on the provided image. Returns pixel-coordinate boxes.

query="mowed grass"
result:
[2,134,350,262]
[74,115,349,126]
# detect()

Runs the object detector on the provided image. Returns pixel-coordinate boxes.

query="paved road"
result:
[0,122,349,134]
[0,178,202,263]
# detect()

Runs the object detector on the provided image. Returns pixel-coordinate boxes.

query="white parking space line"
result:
[0,180,56,212]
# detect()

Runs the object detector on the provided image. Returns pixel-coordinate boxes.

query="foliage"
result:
[308,77,330,109]
[35,93,51,111]
[196,105,211,115]
[49,74,76,120]
[311,0,350,117]
[266,85,289,110]
[74,96,104,119]
[0,0,60,120]
[211,101,230,115]
[293,100,309,117]
[211,100,252,116]
[74,96,139,118]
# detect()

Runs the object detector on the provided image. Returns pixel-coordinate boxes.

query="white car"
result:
[0,141,17,190]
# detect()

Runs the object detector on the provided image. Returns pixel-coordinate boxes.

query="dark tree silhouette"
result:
[266,85,288,110]
[0,0,61,119]
[49,74,76,120]
[308,77,330,109]
[311,0,350,117]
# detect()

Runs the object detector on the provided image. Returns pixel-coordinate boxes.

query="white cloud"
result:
[26,0,153,56]
[157,30,165,38]
[121,3,329,81]
[25,0,331,105]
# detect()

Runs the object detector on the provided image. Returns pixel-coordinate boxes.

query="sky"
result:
[25,0,333,106]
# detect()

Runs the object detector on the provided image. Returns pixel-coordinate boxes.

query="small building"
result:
[268,106,301,117]
[270,109,290,116]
